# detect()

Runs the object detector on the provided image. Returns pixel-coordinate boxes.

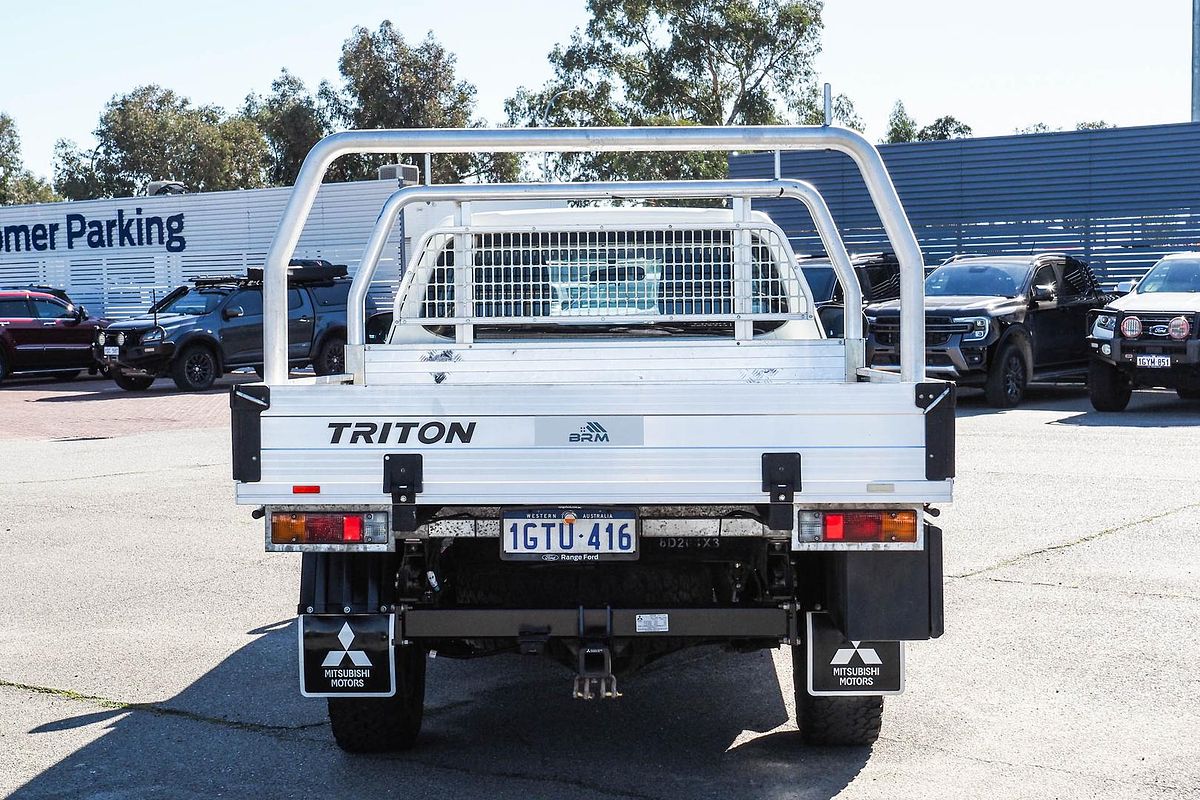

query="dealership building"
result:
[0,176,561,320]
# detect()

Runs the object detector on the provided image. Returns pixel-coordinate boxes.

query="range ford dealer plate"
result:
[501,508,638,561]
[299,614,395,697]
[806,612,903,696]
[1136,354,1171,368]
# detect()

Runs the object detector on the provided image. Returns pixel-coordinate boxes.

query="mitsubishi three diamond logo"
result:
[830,641,882,666]
[321,622,373,668]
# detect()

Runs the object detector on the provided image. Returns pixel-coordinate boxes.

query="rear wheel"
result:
[171,345,218,391]
[0,351,8,383]
[113,373,155,391]
[1089,360,1132,411]
[327,644,426,753]
[313,334,346,376]
[792,645,883,746]
[984,342,1028,408]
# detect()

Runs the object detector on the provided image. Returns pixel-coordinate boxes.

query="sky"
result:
[0,0,1191,180]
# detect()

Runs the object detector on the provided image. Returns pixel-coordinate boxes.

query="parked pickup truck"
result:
[867,253,1110,407]
[97,261,353,391]
[232,127,952,753]
[1087,252,1200,410]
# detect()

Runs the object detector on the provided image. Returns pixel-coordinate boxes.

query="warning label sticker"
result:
[806,612,904,696]
[299,614,395,698]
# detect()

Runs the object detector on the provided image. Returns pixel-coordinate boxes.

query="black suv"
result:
[97,261,355,391]
[866,253,1111,407]
[798,252,902,337]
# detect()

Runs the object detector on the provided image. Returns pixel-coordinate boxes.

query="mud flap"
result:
[806,612,904,696]
[299,614,395,698]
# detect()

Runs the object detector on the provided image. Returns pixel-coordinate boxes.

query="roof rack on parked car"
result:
[189,260,348,288]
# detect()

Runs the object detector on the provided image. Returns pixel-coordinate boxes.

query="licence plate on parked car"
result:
[1136,354,1171,368]
[501,508,638,561]
[103,346,119,357]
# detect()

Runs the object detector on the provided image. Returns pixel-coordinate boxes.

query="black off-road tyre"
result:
[0,351,9,383]
[1176,387,1200,401]
[171,345,218,391]
[313,334,347,376]
[113,373,155,391]
[327,645,427,753]
[984,341,1028,408]
[53,370,82,382]
[1088,359,1132,412]
[792,645,883,746]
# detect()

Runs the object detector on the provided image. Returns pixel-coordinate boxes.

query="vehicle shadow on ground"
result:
[954,384,1089,416]
[956,384,1200,426]
[12,624,871,800]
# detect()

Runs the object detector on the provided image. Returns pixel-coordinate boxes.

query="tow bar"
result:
[573,607,621,700]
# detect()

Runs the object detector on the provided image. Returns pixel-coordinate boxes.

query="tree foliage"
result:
[1076,120,1116,131]
[53,86,270,199]
[320,22,517,183]
[244,70,328,186]
[917,115,973,141]
[0,114,57,205]
[884,101,918,144]
[506,0,859,182]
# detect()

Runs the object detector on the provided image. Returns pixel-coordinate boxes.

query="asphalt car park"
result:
[0,378,1196,799]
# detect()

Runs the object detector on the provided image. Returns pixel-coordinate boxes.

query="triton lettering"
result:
[327,420,477,445]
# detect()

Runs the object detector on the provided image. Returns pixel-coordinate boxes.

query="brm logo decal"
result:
[327,420,476,445]
[570,422,609,443]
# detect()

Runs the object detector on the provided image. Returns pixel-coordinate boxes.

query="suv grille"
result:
[871,316,973,347]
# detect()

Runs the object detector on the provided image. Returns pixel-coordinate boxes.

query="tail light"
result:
[1169,316,1191,340]
[271,511,388,544]
[797,510,918,543]
[1121,316,1142,339]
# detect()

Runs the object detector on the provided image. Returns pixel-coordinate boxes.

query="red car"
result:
[0,287,108,383]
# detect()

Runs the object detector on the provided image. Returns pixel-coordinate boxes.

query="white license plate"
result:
[1136,354,1171,368]
[501,508,638,561]
[103,346,119,357]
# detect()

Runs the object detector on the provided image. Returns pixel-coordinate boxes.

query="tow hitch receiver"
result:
[299,614,395,698]
[805,612,904,696]
[573,607,621,700]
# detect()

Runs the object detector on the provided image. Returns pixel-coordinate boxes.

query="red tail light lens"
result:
[843,511,883,541]
[1121,316,1142,339]
[270,512,387,544]
[797,510,918,543]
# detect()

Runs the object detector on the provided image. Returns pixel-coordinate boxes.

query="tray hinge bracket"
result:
[762,452,802,531]
[383,454,424,533]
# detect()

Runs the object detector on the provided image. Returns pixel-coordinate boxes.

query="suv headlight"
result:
[954,316,990,342]
[141,328,164,344]
[95,329,105,344]
[1092,313,1116,339]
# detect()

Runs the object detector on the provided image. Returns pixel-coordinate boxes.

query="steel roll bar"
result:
[263,126,925,383]
[346,179,858,345]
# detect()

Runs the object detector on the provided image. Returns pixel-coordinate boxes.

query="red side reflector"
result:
[342,515,364,543]
[824,513,845,540]
[292,485,321,494]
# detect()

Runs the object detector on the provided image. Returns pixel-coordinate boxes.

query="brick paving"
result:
[0,374,247,441]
